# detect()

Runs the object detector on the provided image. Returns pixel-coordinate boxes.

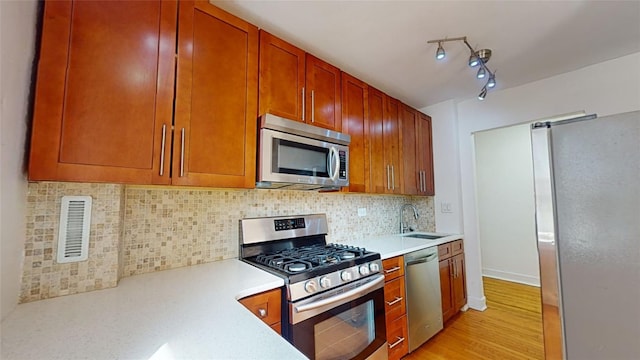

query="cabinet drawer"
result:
[384,277,406,321]
[438,243,452,260]
[382,256,404,281]
[386,314,408,360]
[451,239,464,256]
[238,288,281,327]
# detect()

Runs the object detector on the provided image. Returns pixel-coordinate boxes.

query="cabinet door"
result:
[174,0,258,188]
[258,31,305,121]
[368,87,386,193]
[384,276,406,321]
[439,258,455,323]
[387,314,408,360]
[399,105,420,195]
[341,73,368,193]
[29,0,176,184]
[452,253,467,311]
[417,112,435,195]
[306,54,341,131]
[384,97,402,194]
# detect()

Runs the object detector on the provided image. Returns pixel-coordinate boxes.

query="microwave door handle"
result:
[329,147,340,181]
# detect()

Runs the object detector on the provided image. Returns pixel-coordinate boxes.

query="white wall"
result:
[423,100,463,234]
[1,0,38,320]
[474,124,539,286]
[424,52,640,311]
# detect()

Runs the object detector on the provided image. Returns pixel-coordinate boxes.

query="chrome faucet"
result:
[400,204,420,233]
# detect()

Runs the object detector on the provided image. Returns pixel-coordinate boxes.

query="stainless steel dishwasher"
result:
[404,246,443,352]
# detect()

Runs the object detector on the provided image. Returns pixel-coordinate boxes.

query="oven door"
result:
[286,274,387,360]
[258,128,349,188]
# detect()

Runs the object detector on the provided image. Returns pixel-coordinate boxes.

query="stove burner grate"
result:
[252,243,370,274]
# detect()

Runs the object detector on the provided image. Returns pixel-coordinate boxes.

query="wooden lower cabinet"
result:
[383,256,408,360]
[238,288,282,334]
[386,314,409,360]
[438,240,467,323]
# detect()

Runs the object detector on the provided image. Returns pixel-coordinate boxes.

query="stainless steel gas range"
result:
[240,214,388,360]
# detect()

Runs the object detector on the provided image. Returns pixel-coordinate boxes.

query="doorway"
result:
[473,123,540,286]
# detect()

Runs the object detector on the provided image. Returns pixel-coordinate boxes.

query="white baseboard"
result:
[482,268,540,287]
[467,295,487,311]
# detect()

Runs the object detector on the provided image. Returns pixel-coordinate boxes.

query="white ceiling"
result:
[211,1,640,109]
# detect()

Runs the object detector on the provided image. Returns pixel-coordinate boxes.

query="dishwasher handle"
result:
[405,253,438,266]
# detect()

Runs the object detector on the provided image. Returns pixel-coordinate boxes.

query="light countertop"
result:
[1,232,462,359]
[1,259,306,360]
[339,232,464,259]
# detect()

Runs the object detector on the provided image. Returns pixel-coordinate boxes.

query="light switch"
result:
[441,202,453,213]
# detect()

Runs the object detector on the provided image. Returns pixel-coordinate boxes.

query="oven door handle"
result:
[295,275,385,313]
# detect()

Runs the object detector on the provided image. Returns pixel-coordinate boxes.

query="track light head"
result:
[478,86,487,100]
[487,73,496,88]
[436,42,445,60]
[477,67,486,79]
[468,53,480,67]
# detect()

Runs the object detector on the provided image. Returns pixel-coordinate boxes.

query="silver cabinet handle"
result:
[301,87,305,121]
[386,165,391,190]
[180,128,185,177]
[421,171,426,192]
[388,336,405,349]
[159,124,166,176]
[391,165,395,190]
[386,297,403,306]
[450,261,455,279]
[311,90,315,123]
[384,266,401,274]
[258,308,267,318]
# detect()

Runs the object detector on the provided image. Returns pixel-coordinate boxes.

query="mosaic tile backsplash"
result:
[22,182,434,302]
[21,182,124,303]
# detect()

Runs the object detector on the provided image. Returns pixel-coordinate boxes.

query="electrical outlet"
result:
[357,208,367,217]
[441,202,453,213]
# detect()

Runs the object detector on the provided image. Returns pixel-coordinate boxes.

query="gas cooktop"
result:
[239,214,382,301]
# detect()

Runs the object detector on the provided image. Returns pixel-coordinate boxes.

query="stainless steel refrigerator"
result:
[531,111,640,359]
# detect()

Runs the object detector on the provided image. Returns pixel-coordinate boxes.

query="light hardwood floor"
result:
[405,277,544,360]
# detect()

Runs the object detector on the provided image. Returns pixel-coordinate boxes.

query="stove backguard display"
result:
[274,218,305,231]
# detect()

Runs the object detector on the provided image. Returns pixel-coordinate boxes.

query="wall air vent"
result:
[57,196,92,263]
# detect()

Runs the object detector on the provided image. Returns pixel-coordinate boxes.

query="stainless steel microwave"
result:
[256,114,350,191]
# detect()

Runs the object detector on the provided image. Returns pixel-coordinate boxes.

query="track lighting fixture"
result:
[427,36,497,100]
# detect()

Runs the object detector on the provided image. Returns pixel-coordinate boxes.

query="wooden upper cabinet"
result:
[258,30,305,121]
[173,0,258,188]
[258,31,341,131]
[417,112,435,195]
[305,54,342,131]
[29,0,177,183]
[341,73,368,193]
[399,104,420,195]
[369,89,401,194]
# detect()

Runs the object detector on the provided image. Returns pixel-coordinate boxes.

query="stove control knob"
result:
[340,271,353,282]
[319,276,331,288]
[304,280,317,294]
[369,263,380,273]
[359,265,370,276]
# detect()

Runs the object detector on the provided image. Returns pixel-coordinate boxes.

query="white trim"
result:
[483,268,540,287]
[467,295,487,311]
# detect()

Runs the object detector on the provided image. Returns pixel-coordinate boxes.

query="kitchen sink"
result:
[402,234,445,240]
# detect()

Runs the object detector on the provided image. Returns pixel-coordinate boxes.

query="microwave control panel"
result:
[339,151,347,179]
